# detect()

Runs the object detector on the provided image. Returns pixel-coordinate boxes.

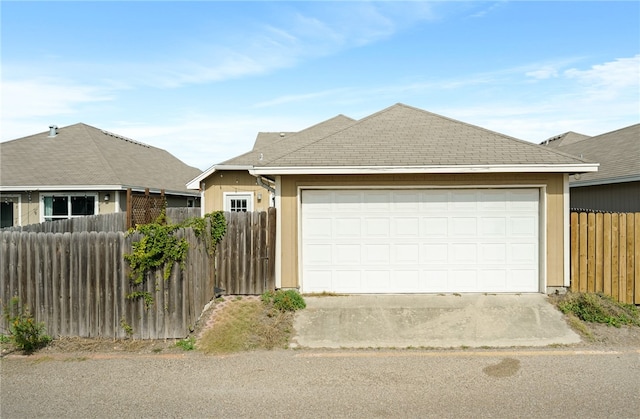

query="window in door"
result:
[224,193,253,212]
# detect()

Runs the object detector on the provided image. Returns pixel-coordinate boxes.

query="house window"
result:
[224,192,253,212]
[43,194,97,221]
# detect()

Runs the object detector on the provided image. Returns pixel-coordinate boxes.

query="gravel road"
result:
[2,347,639,418]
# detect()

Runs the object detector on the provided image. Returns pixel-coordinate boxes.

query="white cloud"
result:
[564,55,640,100]
[526,67,559,80]
[1,78,115,120]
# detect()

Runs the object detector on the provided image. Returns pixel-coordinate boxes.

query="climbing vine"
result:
[124,210,226,309]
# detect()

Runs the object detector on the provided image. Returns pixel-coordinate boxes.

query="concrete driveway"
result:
[292,294,581,349]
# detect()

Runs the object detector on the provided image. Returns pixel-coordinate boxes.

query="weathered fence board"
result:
[571,212,639,304]
[0,229,215,339]
[216,208,276,295]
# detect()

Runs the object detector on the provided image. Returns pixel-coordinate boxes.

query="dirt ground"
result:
[2,296,639,358]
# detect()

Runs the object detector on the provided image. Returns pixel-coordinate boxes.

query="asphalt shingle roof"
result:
[0,123,201,194]
[221,114,356,166]
[257,103,591,168]
[549,123,640,184]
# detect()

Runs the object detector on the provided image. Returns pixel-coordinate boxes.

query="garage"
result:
[301,188,540,294]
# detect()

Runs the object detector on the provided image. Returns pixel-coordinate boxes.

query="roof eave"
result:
[0,185,200,197]
[570,174,640,188]
[250,164,599,176]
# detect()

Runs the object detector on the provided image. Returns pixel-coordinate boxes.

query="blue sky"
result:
[2,1,639,171]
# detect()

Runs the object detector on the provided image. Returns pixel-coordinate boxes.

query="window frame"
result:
[40,192,99,222]
[223,192,254,212]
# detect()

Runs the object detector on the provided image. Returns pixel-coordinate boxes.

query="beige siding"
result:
[202,170,273,212]
[279,173,567,290]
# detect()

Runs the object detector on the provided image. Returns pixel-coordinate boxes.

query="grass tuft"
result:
[556,292,640,328]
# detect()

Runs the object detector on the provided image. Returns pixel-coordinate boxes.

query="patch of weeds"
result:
[2,296,52,354]
[235,296,243,301]
[0,334,10,344]
[176,337,196,351]
[261,289,306,312]
[453,293,462,297]
[120,317,134,338]
[557,292,640,328]
[152,348,163,353]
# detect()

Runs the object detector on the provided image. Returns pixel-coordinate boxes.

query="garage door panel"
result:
[364,218,390,237]
[394,244,420,263]
[451,270,478,291]
[304,244,332,264]
[363,244,391,264]
[510,216,537,236]
[480,217,507,236]
[335,270,361,292]
[301,189,539,294]
[394,270,420,291]
[423,217,448,236]
[451,217,477,237]
[480,270,508,290]
[335,217,361,237]
[394,217,420,236]
[366,270,391,290]
[304,217,332,238]
[452,243,477,264]
[335,244,361,264]
[422,244,448,262]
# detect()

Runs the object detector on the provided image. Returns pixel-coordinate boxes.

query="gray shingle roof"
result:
[258,103,592,168]
[221,114,356,166]
[550,123,640,185]
[0,123,201,194]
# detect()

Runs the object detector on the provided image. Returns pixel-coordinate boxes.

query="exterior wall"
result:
[278,173,567,291]
[202,170,272,212]
[570,181,640,212]
[1,190,198,227]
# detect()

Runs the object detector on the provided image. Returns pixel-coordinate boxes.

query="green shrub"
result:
[557,292,640,327]
[2,297,52,353]
[176,336,196,351]
[261,290,306,312]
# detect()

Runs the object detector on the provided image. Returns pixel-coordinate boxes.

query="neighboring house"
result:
[190,103,598,295]
[0,123,201,227]
[541,124,640,212]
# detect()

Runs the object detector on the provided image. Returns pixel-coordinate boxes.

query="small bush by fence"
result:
[570,212,640,305]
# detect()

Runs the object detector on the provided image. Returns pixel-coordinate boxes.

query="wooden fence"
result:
[2,208,201,234]
[570,212,640,304]
[0,209,276,339]
[216,208,276,294]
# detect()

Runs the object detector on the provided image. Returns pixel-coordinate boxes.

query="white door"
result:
[301,189,540,294]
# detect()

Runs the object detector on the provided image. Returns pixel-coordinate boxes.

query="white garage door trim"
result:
[299,186,544,294]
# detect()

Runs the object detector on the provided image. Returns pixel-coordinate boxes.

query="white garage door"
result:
[301,189,540,294]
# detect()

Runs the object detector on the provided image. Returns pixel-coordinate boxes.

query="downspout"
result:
[256,176,275,194]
